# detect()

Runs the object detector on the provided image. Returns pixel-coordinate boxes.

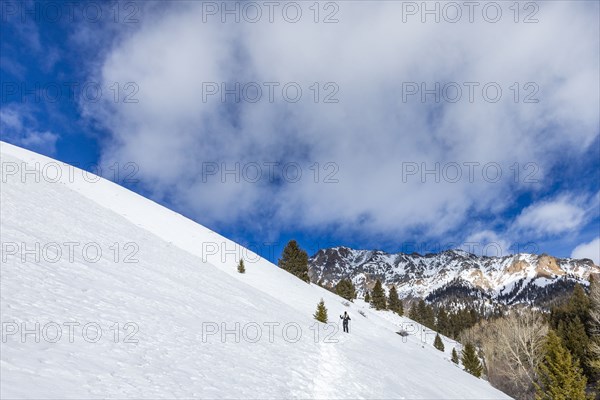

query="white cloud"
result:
[571,237,600,265]
[514,196,587,236]
[88,1,600,241]
[464,230,511,258]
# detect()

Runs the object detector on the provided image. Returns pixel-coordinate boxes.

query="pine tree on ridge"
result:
[461,342,483,378]
[278,240,310,283]
[336,278,357,301]
[434,333,445,352]
[388,285,403,315]
[451,348,459,364]
[371,279,387,310]
[237,258,245,274]
[534,330,589,400]
[314,299,328,323]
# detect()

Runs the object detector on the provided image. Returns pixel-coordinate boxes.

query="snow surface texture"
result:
[0,142,512,399]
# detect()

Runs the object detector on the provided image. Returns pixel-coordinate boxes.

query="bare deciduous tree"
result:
[462,308,548,400]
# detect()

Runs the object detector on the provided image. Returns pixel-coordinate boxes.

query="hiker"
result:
[340,311,351,333]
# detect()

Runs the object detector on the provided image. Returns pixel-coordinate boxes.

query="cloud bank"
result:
[88,1,600,249]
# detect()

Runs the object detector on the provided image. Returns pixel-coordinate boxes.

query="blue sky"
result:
[1,1,599,264]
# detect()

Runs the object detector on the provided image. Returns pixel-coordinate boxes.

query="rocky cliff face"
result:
[308,247,600,307]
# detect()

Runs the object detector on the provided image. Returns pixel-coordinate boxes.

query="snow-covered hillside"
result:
[0,142,511,399]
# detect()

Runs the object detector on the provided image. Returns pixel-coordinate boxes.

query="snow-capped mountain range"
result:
[309,247,600,306]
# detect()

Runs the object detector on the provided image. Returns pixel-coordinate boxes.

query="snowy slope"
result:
[0,141,511,399]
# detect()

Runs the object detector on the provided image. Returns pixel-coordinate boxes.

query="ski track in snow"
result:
[0,142,512,399]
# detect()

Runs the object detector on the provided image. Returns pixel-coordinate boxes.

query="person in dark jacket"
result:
[340,311,351,333]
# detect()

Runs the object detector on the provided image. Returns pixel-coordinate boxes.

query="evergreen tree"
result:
[461,342,483,378]
[570,284,592,324]
[387,285,403,315]
[551,284,593,378]
[551,284,591,328]
[278,240,310,283]
[466,306,479,327]
[445,306,483,339]
[371,280,387,310]
[433,333,445,352]
[314,299,328,323]
[237,258,245,274]
[416,299,435,328]
[557,317,588,368]
[409,302,419,321]
[336,279,357,301]
[364,290,370,303]
[436,306,450,337]
[417,299,427,323]
[451,348,459,364]
[398,298,404,316]
[534,330,589,400]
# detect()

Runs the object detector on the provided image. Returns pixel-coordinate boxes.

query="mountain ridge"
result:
[309,245,599,307]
